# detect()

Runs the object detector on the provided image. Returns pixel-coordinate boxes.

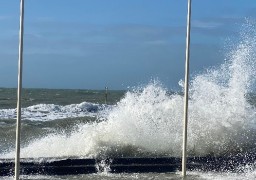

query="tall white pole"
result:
[15,0,25,179]
[182,0,192,178]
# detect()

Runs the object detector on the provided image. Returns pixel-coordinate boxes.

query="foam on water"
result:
[191,168,256,180]
[1,21,256,171]
[0,102,108,121]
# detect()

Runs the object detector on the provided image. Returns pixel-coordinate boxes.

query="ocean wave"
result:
[1,21,256,166]
[0,102,111,121]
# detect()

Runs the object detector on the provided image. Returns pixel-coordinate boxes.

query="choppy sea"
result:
[1,21,256,180]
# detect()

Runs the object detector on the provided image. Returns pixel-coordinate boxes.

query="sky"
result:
[0,0,256,90]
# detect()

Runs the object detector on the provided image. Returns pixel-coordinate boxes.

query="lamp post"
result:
[15,0,25,179]
[182,0,192,178]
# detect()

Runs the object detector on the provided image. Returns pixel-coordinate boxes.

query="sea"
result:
[0,22,256,180]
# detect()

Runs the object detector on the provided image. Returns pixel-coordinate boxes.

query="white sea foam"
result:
[191,168,256,180]
[0,102,108,121]
[1,21,256,164]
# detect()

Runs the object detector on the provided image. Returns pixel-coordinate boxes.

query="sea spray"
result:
[187,20,256,156]
[1,21,256,159]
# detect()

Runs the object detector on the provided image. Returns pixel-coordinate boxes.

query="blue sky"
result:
[0,0,256,90]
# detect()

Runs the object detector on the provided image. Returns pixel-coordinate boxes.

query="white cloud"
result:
[0,15,10,21]
[192,20,222,29]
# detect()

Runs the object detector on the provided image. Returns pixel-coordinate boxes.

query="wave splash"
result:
[1,21,256,159]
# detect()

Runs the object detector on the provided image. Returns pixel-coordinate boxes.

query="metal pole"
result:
[105,86,108,104]
[15,0,25,179]
[182,0,192,178]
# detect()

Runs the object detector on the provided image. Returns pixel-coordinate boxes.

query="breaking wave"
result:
[0,102,109,121]
[1,21,256,161]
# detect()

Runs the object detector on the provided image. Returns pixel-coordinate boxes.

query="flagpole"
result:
[182,0,192,178]
[15,0,25,179]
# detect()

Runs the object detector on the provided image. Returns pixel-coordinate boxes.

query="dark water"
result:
[0,88,125,109]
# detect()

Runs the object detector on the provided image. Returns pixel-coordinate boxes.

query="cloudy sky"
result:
[0,0,256,90]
